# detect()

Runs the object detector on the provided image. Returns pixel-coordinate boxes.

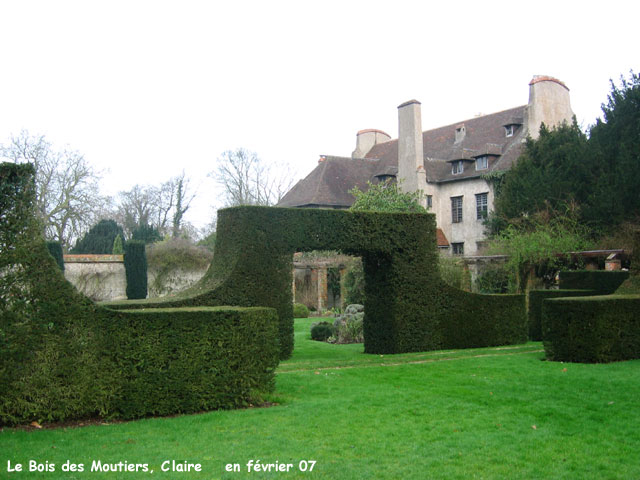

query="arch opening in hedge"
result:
[107,206,527,358]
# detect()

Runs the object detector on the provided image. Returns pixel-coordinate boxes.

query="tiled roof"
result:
[278,105,527,207]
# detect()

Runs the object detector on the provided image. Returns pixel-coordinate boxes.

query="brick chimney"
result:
[526,76,574,139]
[397,100,427,201]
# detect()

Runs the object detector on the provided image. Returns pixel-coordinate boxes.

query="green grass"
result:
[2,318,640,479]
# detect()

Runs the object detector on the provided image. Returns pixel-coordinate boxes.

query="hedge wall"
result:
[106,205,527,356]
[558,270,629,295]
[0,162,279,426]
[542,295,640,363]
[542,232,640,363]
[527,289,596,341]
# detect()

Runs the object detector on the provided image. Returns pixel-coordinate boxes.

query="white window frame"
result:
[452,160,464,175]
[505,125,515,137]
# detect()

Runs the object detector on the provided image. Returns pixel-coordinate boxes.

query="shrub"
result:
[543,295,640,363]
[293,303,310,318]
[310,321,334,341]
[46,241,64,271]
[146,237,213,295]
[475,263,511,294]
[438,256,469,290]
[332,311,364,344]
[124,240,147,300]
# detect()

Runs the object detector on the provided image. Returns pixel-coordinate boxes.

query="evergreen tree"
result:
[124,240,147,300]
[131,224,162,244]
[586,71,640,228]
[494,121,591,223]
[71,219,125,254]
[112,234,124,254]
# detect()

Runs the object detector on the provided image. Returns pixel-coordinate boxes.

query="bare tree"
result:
[171,171,195,238]
[116,172,196,239]
[210,148,294,207]
[0,130,104,248]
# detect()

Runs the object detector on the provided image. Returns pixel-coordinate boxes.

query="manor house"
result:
[278,75,574,255]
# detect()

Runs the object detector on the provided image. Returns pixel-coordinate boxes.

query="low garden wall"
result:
[62,255,208,301]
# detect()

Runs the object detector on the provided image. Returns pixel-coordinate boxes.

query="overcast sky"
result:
[1,0,637,233]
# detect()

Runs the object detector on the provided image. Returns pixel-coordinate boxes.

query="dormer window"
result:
[455,125,466,143]
[475,155,489,170]
[452,160,464,175]
[373,174,396,185]
[505,125,515,137]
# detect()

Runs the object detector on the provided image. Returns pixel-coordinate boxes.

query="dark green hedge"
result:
[558,270,629,294]
[0,162,279,426]
[527,289,596,341]
[46,241,64,271]
[106,205,526,356]
[542,295,640,363]
[124,240,147,300]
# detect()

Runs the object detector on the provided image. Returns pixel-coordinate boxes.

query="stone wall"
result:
[64,255,127,302]
[63,255,208,301]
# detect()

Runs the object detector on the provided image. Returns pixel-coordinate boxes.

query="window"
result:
[452,242,464,255]
[505,125,515,137]
[426,195,433,209]
[452,160,464,175]
[475,155,488,170]
[476,192,488,220]
[451,196,463,223]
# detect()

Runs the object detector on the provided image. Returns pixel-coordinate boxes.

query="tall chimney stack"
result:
[398,100,427,199]
[526,76,574,139]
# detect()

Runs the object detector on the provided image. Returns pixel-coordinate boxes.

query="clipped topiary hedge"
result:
[542,295,640,363]
[106,205,527,356]
[558,270,629,295]
[527,289,596,341]
[542,232,640,363]
[0,162,279,426]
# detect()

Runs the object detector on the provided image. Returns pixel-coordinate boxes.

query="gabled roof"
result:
[278,105,527,208]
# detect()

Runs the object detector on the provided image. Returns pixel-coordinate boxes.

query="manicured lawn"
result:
[2,317,640,479]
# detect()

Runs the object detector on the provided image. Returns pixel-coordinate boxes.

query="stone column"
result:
[317,266,328,313]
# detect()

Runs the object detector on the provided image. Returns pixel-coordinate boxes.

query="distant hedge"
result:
[543,295,640,363]
[106,205,527,356]
[528,289,595,341]
[0,162,279,426]
[558,270,629,295]
[124,240,147,300]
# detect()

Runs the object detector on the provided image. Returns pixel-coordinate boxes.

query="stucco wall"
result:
[148,267,208,298]
[430,177,494,255]
[64,255,127,302]
[63,255,208,301]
